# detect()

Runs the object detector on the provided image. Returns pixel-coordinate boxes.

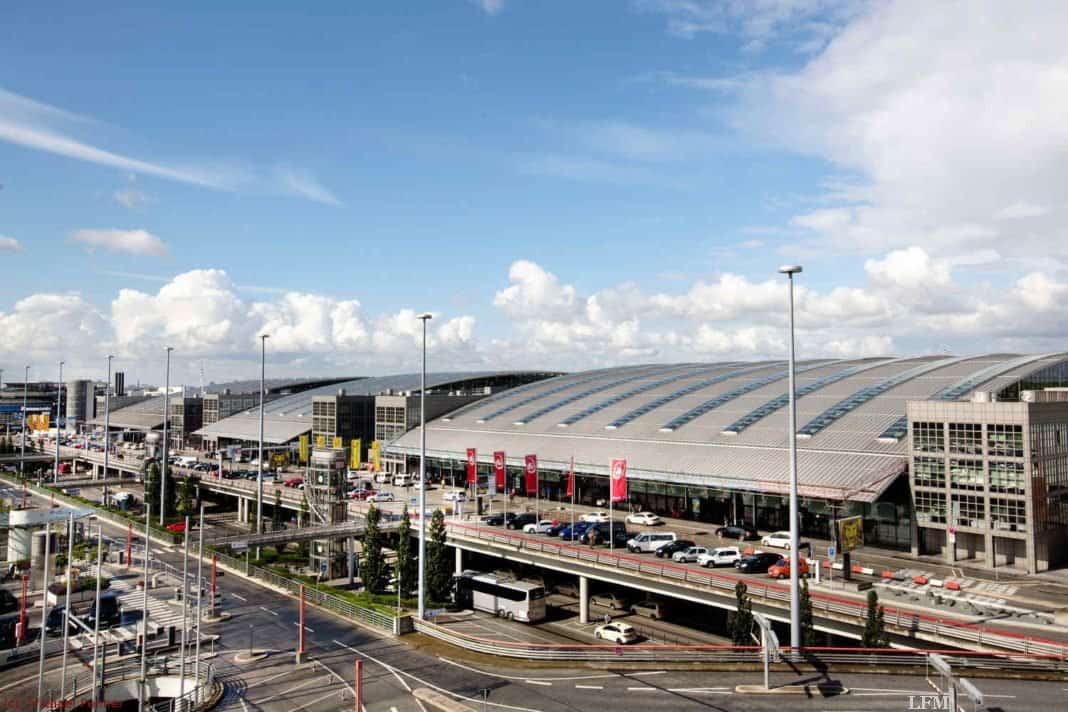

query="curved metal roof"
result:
[389,353,1068,502]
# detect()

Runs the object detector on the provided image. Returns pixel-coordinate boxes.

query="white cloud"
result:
[727,1,1068,261]
[276,168,342,206]
[72,228,168,256]
[0,235,23,252]
[0,292,108,368]
[472,0,504,15]
[864,247,951,291]
[113,188,153,209]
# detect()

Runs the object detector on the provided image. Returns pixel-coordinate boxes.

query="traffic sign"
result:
[827,545,836,559]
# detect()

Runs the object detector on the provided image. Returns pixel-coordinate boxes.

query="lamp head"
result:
[417,313,433,321]
[778,265,803,275]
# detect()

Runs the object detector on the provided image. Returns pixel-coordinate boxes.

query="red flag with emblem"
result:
[466,448,477,485]
[493,450,506,493]
[524,454,538,494]
[566,456,574,498]
[610,458,627,503]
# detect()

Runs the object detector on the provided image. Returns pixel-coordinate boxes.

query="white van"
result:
[626,531,677,554]
[392,474,413,487]
[374,472,390,484]
[174,456,198,468]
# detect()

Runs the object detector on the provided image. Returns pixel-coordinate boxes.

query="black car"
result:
[45,605,77,636]
[506,513,538,530]
[578,522,628,546]
[715,524,760,541]
[735,552,781,574]
[0,588,17,614]
[654,539,695,558]
[482,512,518,527]
[85,593,121,629]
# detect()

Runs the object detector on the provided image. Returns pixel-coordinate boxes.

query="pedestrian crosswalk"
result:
[67,570,192,650]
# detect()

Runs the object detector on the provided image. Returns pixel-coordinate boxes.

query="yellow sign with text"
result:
[350,439,362,469]
[298,435,309,464]
[370,440,381,472]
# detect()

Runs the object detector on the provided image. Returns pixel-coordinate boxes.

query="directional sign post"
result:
[753,612,780,691]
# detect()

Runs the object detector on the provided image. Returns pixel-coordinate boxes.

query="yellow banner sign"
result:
[837,515,864,553]
[350,439,362,469]
[298,434,309,464]
[371,440,381,472]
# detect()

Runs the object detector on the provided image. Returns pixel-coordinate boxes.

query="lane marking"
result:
[524,680,552,686]
[293,621,316,633]
[335,639,538,712]
[629,671,667,676]
[335,639,425,712]
[574,685,603,690]
[232,593,247,602]
[259,605,279,616]
[438,657,637,681]
[293,685,352,712]
[274,677,321,699]
[666,688,730,694]
[626,687,660,692]
[244,668,299,690]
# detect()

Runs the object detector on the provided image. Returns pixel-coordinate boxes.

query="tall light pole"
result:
[416,313,432,620]
[779,264,803,651]
[19,365,28,478]
[54,361,63,484]
[256,335,268,541]
[161,347,173,526]
[102,356,113,509]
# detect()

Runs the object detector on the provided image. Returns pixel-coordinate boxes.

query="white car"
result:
[594,622,638,644]
[581,511,610,523]
[445,490,467,502]
[672,546,709,563]
[368,492,395,503]
[523,519,556,534]
[696,546,742,568]
[761,531,792,549]
[625,511,662,526]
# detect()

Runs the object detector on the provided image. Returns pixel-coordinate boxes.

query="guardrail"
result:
[210,550,397,633]
[443,522,1068,658]
[412,618,1068,672]
[65,654,215,712]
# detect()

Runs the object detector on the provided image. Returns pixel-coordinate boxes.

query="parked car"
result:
[445,490,467,502]
[625,511,663,526]
[654,539,695,559]
[85,594,121,629]
[557,520,592,541]
[483,512,518,527]
[629,600,667,620]
[735,552,782,574]
[523,519,556,534]
[579,523,628,547]
[507,513,538,530]
[760,531,793,549]
[594,622,638,644]
[715,523,760,541]
[284,477,304,488]
[627,531,677,553]
[367,492,394,503]
[45,605,77,636]
[767,556,810,580]
[348,489,376,500]
[581,511,610,523]
[696,546,742,568]
[589,592,629,610]
[552,580,580,598]
[166,521,186,533]
[672,546,709,563]
[392,474,413,487]
[0,590,17,614]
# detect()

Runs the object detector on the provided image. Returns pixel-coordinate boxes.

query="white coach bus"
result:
[454,571,547,623]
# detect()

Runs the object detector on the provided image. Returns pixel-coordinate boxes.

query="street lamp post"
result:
[19,365,28,479]
[779,264,803,651]
[416,313,432,620]
[257,335,269,550]
[161,347,173,526]
[102,356,113,509]
[54,361,63,484]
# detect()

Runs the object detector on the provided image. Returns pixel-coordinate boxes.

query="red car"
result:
[284,477,304,488]
[349,489,376,500]
[767,557,809,580]
[166,521,186,533]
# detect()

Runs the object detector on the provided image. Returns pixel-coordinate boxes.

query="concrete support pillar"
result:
[579,576,589,624]
[985,532,995,569]
[454,547,463,575]
[348,536,355,586]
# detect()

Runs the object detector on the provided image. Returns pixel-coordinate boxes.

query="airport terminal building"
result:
[387,354,1068,573]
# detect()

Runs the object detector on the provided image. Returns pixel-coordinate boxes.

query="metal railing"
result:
[210,550,396,633]
[63,654,215,712]
[442,522,1068,658]
[411,618,1068,671]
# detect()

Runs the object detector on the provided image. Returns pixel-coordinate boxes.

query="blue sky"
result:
[3,1,1068,384]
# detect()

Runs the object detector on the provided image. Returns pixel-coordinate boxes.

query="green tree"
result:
[143,459,161,514]
[175,476,194,517]
[361,503,385,594]
[427,509,452,602]
[862,590,889,648]
[800,579,816,648]
[272,489,283,530]
[728,580,754,645]
[396,506,416,599]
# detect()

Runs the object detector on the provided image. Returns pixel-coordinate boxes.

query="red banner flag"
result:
[524,454,538,495]
[610,458,627,503]
[493,450,506,493]
[566,456,574,498]
[466,448,477,485]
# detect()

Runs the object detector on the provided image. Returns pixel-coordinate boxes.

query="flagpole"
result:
[570,457,575,536]
[609,477,613,552]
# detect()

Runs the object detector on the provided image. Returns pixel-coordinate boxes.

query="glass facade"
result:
[913,422,944,453]
[948,422,983,455]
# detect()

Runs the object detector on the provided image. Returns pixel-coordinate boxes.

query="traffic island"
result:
[202,611,232,624]
[734,682,849,696]
[233,649,270,663]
